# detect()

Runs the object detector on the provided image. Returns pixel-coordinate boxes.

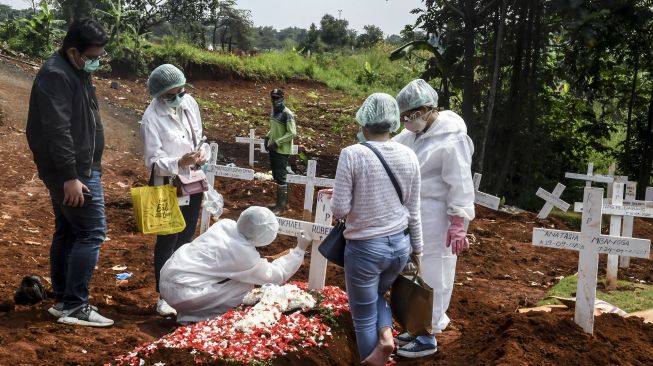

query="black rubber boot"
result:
[272,184,288,214]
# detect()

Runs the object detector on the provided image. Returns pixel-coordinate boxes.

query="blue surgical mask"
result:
[83,59,100,73]
[165,95,184,109]
[357,128,367,143]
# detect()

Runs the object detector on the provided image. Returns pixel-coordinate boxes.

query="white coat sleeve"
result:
[441,135,476,221]
[331,149,353,219]
[407,154,424,253]
[141,120,180,177]
[237,248,305,286]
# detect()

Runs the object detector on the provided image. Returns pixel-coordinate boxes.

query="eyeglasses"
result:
[81,51,109,63]
[402,109,424,122]
[162,90,186,102]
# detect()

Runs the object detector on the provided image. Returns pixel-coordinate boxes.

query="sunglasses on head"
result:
[162,90,186,102]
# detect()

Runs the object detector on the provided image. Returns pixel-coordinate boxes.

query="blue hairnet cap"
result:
[148,64,186,98]
[396,79,439,113]
[355,93,400,133]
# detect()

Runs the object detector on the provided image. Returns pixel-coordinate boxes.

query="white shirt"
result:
[392,110,476,221]
[331,141,423,254]
[140,95,209,205]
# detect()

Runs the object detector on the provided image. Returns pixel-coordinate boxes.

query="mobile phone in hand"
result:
[82,191,92,207]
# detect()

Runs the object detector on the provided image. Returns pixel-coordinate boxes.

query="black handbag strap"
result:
[149,163,170,186]
[360,142,403,204]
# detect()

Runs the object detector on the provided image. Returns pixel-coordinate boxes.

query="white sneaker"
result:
[49,302,97,318]
[48,302,64,317]
[58,304,114,327]
[156,298,177,316]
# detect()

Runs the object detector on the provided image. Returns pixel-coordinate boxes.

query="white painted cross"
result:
[535,183,570,219]
[235,129,264,168]
[287,160,335,217]
[532,187,651,334]
[619,181,637,269]
[473,173,500,210]
[199,143,256,234]
[647,187,653,202]
[565,162,613,187]
[276,192,334,290]
[307,190,334,290]
[605,183,625,290]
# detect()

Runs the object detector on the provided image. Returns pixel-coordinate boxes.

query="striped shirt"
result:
[331,141,423,253]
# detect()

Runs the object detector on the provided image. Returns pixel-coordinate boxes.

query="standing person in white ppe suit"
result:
[392,79,475,358]
[159,206,310,324]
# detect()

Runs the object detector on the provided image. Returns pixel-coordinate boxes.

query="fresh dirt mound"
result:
[453,310,653,366]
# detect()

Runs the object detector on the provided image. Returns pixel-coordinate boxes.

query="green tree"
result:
[356,25,383,48]
[319,14,349,49]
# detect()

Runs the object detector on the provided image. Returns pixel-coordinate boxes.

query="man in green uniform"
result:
[266,88,297,214]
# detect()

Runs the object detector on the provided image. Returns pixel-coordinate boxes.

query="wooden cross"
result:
[535,183,570,219]
[605,183,625,290]
[276,193,333,290]
[199,143,256,234]
[473,173,500,210]
[532,187,651,334]
[565,162,613,188]
[287,160,335,219]
[646,187,653,202]
[619,182,637,269]
[307,191,334,290]
[235,129,265,168]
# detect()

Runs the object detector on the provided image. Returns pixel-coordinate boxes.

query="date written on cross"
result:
[533,229,650,258]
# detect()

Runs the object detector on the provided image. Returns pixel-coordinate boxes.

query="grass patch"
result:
[549,207,581,229]
[148,41,424,97]
[538,274,653,313]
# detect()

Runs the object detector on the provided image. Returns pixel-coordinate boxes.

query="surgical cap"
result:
[237,206,279,247]
[355,93,401,133]
[396,79,439,113]
[147,64,186,98]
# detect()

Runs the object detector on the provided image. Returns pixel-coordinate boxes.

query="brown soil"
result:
[0,56,653,366]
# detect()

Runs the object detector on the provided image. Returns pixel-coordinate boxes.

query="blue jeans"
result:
[344,231,410,360]
[47,171,107,310]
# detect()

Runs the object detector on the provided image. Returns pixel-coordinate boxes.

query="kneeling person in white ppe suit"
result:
[392,79,475,358]
[159,206,309,324]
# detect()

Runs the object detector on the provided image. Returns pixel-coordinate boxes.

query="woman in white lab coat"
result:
[159,206,310,324]
[140,64,210,316]
[392,79,475,358]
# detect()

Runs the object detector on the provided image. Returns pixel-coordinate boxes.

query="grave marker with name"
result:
[532,187,651,334]
[287,160,335,219]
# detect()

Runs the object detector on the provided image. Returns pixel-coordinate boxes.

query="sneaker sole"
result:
[397,347,437,358]
[48,308,63,318]
[58,317,114,327]
[394,338,413,347]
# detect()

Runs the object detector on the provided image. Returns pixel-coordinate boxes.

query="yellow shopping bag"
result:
[131,184,186,235]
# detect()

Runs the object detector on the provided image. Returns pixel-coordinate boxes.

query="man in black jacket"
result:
[26,19,113,327]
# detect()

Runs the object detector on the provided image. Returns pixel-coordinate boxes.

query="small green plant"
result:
[2,0,64,58]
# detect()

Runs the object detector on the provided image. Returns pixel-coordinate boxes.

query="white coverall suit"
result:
[159,219,305,324]
[393,110,475,333]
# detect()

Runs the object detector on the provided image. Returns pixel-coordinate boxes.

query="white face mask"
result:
[403,109,433,133]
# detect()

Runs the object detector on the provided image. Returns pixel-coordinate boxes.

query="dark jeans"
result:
[154,192,202,292]
[47,171,107,310]
[269,150,289,185]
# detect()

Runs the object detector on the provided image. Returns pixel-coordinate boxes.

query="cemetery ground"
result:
[0,59,653,366]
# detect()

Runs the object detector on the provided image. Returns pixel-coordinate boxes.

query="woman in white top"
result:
[140,64,210,316]
[330,93,423,366]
